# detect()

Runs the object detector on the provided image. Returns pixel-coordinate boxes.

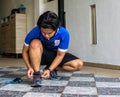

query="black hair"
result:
[37,11,61,31]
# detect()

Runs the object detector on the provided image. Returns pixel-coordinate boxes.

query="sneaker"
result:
[31,73,41,87]
[50,70,62,81]
[43,66,62,81]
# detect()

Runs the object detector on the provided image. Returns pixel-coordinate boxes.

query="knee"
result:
[76,59,83,70]
[30,39,42,49]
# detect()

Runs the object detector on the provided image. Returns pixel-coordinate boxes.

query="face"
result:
[41,28,56,39]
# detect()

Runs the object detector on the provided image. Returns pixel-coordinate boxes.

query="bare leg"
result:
[57,59,83,71]
[29,39,43,72]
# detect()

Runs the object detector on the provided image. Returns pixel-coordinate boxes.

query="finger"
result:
[27,72,33,79]
[30,72,33,77]
[41,73,46,78]
[41,74,48,79]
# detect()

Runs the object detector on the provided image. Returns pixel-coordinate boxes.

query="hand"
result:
[41,69,50,79]
[26,68,34,79]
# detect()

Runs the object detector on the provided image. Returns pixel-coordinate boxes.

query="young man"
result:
[22,11,83,87]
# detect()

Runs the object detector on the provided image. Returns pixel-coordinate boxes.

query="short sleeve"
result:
[24,26,40,46]
[58,29,70,52]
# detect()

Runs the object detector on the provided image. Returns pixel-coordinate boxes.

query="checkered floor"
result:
[0,66,120,97]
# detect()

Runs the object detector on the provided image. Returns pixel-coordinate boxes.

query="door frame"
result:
[58,0,65,27]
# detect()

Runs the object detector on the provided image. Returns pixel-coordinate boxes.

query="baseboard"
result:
[84,62,120,70]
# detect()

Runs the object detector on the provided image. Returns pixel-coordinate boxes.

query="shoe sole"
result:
[31,84,41,87]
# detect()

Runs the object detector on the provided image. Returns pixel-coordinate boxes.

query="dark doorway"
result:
[58,0,66,27]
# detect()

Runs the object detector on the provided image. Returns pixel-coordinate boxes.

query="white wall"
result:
[65,0,120,66]
[34,0,58,25]
[39,0,58,14]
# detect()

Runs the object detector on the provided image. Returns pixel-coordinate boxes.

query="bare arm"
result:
[22,45,31,69]
[49,50,66,71]
[22,44,34,78]
[41,50,66,79]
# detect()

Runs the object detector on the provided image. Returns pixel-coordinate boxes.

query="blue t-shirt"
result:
[24,26,70,52]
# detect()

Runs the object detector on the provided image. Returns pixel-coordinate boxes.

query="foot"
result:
[43,66,62,81]
[50,70,62,81]
[31,73,41,87]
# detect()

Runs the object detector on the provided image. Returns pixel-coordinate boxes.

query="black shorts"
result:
[41,48,79,67]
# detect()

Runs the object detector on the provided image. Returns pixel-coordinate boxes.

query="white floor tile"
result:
[96,82,120,88]
[0,84,32,92]
[63,86,97,95]
[69,77,95,81]
[23,92,61,97]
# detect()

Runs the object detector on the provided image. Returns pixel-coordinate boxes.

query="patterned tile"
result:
[97,88,120,95]
[95,77,120,82]
[41,80,68,86]
[72,73,94,77]
[0,78,14,84]
[30,86,64,93]
[68,81,96,87]
[98,95,120,97]
[96,82,120,88]
[63,86,97,95]
[69,76,95,81]
[61,94,98,97]
[0,66,120,97]
[23,92,61,97]
[0,90,26,97]
[0,74,4,77]
[0,84,32,92]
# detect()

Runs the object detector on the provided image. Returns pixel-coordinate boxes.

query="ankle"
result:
[33,71,41,79]
[34,71,40,75]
